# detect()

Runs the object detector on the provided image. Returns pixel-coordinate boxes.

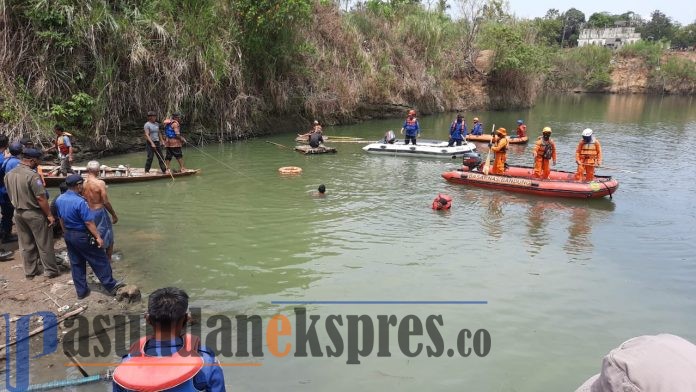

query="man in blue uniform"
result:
[0,140,22,246]
[400,109,420,145]
[113,287,226,392]
[55,174,123,299]
[447,114,467,146]
[470,117,484,135]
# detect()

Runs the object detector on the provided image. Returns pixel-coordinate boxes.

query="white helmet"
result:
[582,128,593,137]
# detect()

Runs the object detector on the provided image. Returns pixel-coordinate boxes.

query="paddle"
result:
[482,124,495,175]
[153,147,175,181]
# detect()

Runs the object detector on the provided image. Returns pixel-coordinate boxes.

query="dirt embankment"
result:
[610,51,696,94]
[0,238,142,361]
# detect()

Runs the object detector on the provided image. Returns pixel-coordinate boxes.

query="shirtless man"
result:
[83,161,118,262]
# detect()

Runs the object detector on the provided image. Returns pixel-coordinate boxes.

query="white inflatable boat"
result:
[362,139,477,159]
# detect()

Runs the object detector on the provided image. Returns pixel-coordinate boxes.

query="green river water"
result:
[12,94,696,391]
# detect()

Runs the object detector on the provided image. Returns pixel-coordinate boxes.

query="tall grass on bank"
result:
[617,41,664,67]
[547,45,613,91]
[478,22,551,109]
[0,0,310,145]
[655,56,696,93]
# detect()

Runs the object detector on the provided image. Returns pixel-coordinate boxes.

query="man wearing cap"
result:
[532,127,556,179]
[470,117,483,136]
[163,112,186,172]
[0,141,23,245]
[489,128,509,175]
[4,148,61,278]
[83,160,118,262]
[55,174,123,299]
[144,111,167,174]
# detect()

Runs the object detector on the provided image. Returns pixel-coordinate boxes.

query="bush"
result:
[658,57,696,85]
[547,45,613,91]
[617,41,664,67]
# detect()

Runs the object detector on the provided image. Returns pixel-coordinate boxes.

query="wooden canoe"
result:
[465,134,529,144]
[40,166,200,186]
[294,145,337,155]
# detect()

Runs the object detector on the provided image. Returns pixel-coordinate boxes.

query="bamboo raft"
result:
[294,145,338,155]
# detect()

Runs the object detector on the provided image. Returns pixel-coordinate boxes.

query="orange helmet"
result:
[496,128,507,137]
[408,109,416,116]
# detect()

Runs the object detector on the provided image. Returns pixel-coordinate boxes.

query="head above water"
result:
[147,111,156,118]
[0,134,8,149]
[146,287,190,331]
[517,119,524,124]
[318,184,326,194]
[54,124,65,134]
[172,112,181,120]
[496,128,507,137]
[408,109,416,117]
[473,117,479,123]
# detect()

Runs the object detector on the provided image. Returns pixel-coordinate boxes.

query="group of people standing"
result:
[446,114,486,146]
[0,131,123,299]
[144,111,187,173]
[486,125,602,181]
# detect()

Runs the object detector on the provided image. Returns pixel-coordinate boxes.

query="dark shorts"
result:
[165,147,183,160]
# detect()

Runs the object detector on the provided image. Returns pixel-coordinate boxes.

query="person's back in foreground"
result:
[113,287,226,392]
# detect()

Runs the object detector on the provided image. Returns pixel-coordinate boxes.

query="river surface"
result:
[15,94,696,391]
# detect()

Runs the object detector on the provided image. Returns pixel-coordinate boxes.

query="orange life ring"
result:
[278,166,302,175]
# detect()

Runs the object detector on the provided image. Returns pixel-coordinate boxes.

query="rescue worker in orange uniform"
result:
[575,128,602,182]
[516,119,527,138]
[489,127,509,175]
[113,287,226,392]
[532,127,557,179]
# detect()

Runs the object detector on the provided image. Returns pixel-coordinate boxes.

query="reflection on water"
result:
[27,94,696,391]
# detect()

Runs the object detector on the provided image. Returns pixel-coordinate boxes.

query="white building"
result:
[578,27,641,49]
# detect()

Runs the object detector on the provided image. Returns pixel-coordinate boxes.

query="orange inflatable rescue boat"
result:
[442,166,618,199]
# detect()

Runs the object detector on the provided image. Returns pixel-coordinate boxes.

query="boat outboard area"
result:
[362,138,479,159]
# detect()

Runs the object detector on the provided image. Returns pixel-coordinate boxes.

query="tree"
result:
[639,10,676,42]
[534,17,563,46]
[436,0,450,15]
[672,23,696,48]
[561,8,585,47]
[587,12,615,28]
[544,8,560,20]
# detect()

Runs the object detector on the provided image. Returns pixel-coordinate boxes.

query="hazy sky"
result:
[505,0,696,25]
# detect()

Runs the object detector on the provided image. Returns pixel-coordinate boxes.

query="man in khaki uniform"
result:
[4,148,60,279]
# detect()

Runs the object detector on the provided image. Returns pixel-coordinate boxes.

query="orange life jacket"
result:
[578,142,599,159]
[113,334,204,392]
[56,132,73,155]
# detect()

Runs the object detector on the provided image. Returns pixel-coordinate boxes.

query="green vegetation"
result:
[548,46,613,91]
[657,57,696,89]
[1,0,695,147]
[617,41,664,67]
